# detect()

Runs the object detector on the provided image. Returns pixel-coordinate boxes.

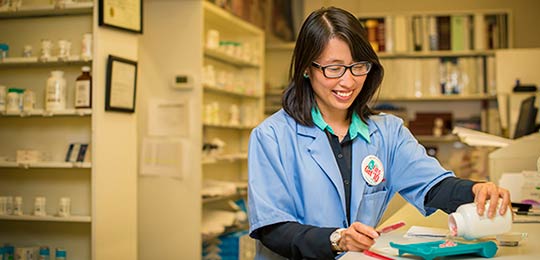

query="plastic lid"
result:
[82,66,91,72]
[39,246,50,255]
[56,248,67,257]
[51,70,64,76]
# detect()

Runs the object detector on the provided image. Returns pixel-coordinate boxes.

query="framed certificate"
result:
[99,0,143,34]
[105,55,138,113]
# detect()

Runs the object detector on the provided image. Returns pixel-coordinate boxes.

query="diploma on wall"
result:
[99,0,143,33]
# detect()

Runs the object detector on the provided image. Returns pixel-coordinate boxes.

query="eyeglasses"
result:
[311,61,372,79]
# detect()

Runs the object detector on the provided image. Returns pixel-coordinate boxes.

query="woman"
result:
[248,6,510,260]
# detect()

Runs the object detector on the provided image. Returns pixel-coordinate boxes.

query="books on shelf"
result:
[65,143,91,163]
[358,12,509,53]
[379,56,491,98]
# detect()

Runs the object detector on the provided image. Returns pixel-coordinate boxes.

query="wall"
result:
[92,2,140,259]
[138,0,203,259]
[304,0,540,48]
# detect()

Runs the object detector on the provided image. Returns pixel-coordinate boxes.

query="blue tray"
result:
[389,240,498,260]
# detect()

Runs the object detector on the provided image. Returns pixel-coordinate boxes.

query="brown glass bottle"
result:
[75,66,92,108]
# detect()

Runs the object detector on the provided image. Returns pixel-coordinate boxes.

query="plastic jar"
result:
[23,89,35,112]
[449,201,512,240]
[0,85,6,111]
[6,88,21,113]
[45,70,67,111]
[81,33,92,61]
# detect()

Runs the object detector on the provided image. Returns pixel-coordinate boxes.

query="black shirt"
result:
[252,131,476,260]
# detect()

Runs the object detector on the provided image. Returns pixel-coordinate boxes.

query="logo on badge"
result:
[361,155,384,186]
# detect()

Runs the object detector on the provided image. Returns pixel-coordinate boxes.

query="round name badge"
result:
[361,155,384,186]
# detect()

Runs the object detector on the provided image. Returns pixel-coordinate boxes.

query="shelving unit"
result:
[0,2,94,258]
[201,0,264,240]
[0,214,91,223]
[0,1,138,259]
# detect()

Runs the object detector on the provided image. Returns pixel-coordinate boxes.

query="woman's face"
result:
[308,37,367,117]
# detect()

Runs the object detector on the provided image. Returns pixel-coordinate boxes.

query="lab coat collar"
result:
[311,107,371,143]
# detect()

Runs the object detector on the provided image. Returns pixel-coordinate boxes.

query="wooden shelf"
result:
[202,192,245,204]
[203,85,261,99]
[203,1,261,36]
[416,135,460,143]
[0,2,93,19]
[202,153,247,165]
[203,123,256,130]
[0,109,92,117]
[0,161,91,169]
[0,214,91,223]
[0,56,91,67]
[376,94,497,102]
[204,47,260,68]
[378,50,495,59]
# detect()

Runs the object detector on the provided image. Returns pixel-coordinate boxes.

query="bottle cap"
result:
[56,248,67,257]
[82,66,91,72]
[51,70,64,77]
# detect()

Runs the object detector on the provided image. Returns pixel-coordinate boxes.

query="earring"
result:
[303,73,309,78]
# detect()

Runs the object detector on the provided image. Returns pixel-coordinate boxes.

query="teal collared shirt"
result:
[311,107,370,143]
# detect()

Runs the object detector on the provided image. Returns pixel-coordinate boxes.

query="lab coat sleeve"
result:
[248,125,298,237]
[384,116,455,216]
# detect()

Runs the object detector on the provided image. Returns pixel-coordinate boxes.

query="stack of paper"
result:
[452,126,514,147]
[405,226,449,238]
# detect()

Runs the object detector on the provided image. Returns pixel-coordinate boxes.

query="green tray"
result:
[389,240,498,260]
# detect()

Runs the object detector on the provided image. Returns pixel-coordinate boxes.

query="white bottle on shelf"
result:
[45,70,67,111]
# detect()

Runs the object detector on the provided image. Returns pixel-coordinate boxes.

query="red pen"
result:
[364,249,394,260]
[377,221,406,235]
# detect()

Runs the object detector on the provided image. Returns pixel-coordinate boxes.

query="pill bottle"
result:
[58,197,71,217]
[55,248,66,260]
[75,66,92,108]
[13,196,23,216]
[39,246,50,260]
[34,196,47,216]
[6,88,21,113]
[45,70,67,111]
[23,89,36,112]
[81,33,92,61]
[0,85,6,112]
[448,200,512,240]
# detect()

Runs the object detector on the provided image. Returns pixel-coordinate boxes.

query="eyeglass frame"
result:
[311,61,372,79]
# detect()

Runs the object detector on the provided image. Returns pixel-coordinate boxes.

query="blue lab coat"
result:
[248,109,454,259]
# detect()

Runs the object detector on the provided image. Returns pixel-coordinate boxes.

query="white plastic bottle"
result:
[45,70,66,111]
[449,200,512,240]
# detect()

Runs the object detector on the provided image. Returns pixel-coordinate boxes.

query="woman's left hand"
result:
[471,182,511,218]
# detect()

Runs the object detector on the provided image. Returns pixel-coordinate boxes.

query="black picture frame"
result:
[98,0,143,34]
[105,55,138,113]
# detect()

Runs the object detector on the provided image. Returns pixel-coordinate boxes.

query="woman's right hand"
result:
[338,222,380,252]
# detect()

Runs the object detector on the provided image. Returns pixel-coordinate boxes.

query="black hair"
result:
[282,6,384,125]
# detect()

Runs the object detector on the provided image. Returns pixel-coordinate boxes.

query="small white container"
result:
[34,196,47,216]
[81,33,92,61]
[0,85,6,111]
[0,196,7,215]
[23,89,35,112]
[6,89,21,113]
[13,196,23,216]
[449,200,512,240]
[40,39,52,62]
[45,70,67,111]
[58,197,71,217]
